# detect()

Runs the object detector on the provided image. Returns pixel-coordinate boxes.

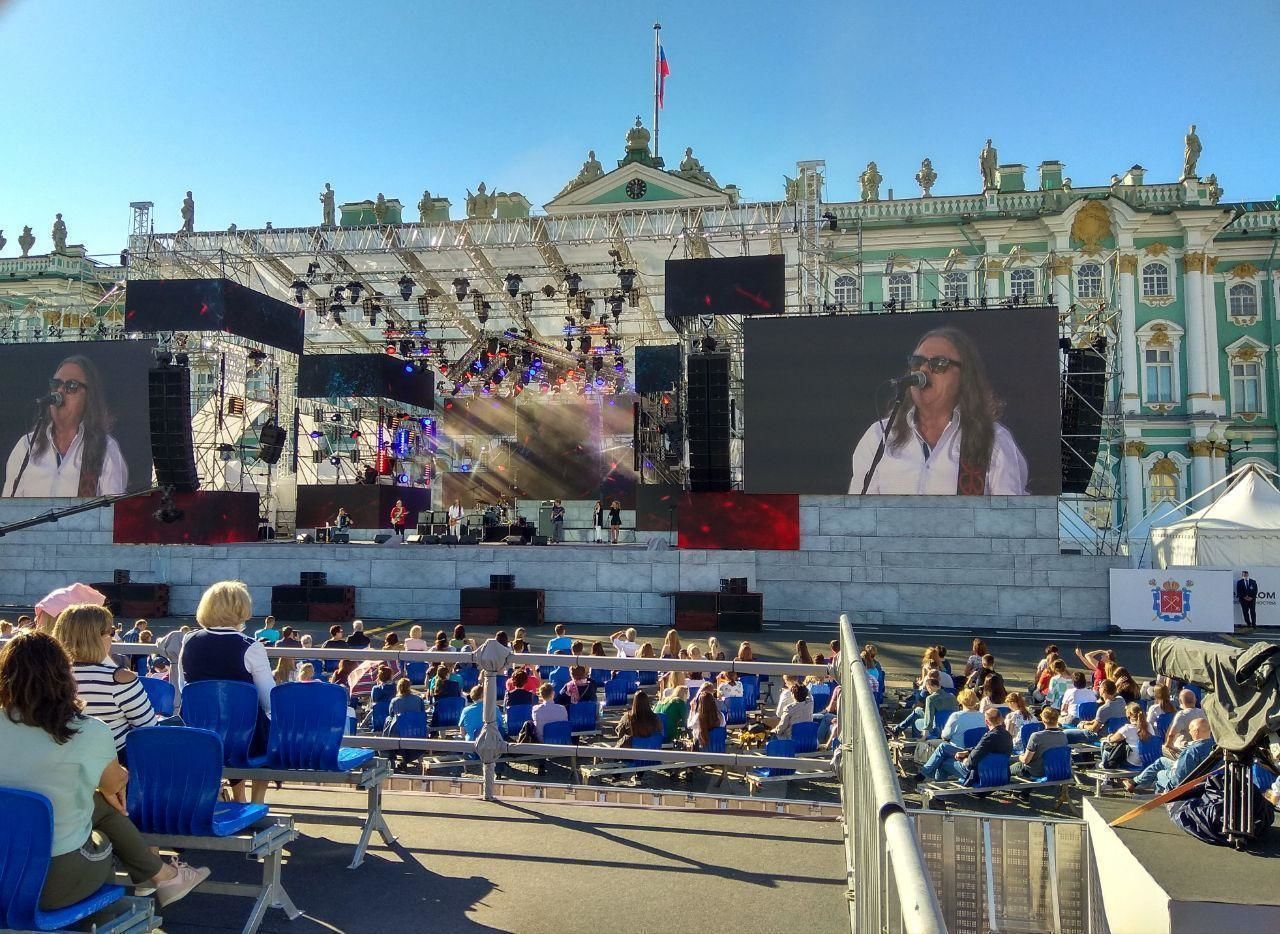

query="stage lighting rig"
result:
[582,298,594,319]
[608,294,624,322]
[564,271,582,296]
[290,278,307,303]
[579,334,592,354]
[363,297,378,326]
[478,302,491,326]
[504,273,522,297]
[520,291,534,316]
[541,284,557,298]
[306,261,321,282]
[332,284,346,303]
[398,274,415,301]
[452,277,470,301]
[399,339,416,357]
[347,281,363,305]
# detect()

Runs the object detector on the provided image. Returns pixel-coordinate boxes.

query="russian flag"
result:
[657,45,670,109]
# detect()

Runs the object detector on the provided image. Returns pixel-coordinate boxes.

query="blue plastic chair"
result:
[549,666,571,692]
[962,726,987,749]
[139,676,176,717]
[541,720,572,745]
[369,699,391,733]
[1103,716,1128,735]
[627,732,665,768]
[703,725,727,754]
[569,701,598,734]
[1186,684,1204,704]
[638,669,658,686]
[971,752,1011,788]
[1152,711,1175,741]
[537,665,554,680]
[809,684,833,716]
[126,726,266,836]
[724,694,748,726]
[267,682,375,772]
[405,662,428,686]
[506,703,534,734]
[740,674,760,710]
[389,710,428,740]
[603,677,630,708]
[1075,701,1099,723]
[0,787,128,932]
[181,679,267,768]
[926,707,951,740]
[590,667,613,687]
[749,738,797,780]
[458,666,481,692]
[1035,746,1073,783]
[1018,721,1044,750]
[1137,735,1164,768]
[430,695,464,732]
[791,720,819,755]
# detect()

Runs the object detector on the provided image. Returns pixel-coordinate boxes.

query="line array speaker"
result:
[148,366,199,492]
[1061,347,1106,494]
[686,353,731,492]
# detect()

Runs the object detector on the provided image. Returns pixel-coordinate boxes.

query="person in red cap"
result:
[33,582,106,631]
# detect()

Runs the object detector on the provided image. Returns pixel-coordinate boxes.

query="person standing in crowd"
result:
[592,500,605,544]
[4,354,129,497]
[176,581,273,804]
[1237,570,1259,628]
[608,499,623,544]
[0,631,211,910]
[390,499,408,540]
[551,499,565,543]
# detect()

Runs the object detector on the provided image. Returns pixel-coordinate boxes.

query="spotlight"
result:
[608,295,624,322]
[386,343,397,355]
[504,273,522,297]
[329,455,341,466]
[306,261,320,281]
[564,271,582,296]
[478,302,490,326]
[399,339,416,357]
[582,298,594,319]
[309,429,323,439]
[290,278,307,303]
[350,429,361,439]
[403,363,414,374]
[579,335,592,353]
[397,473,409,484]
[332,307,344,326]
[520,291,533,315]
[314,298,328,320]
[565,338,574,351]
[398,274,415,301]
[332,284,346,303]
[618,268,636,292]
[541,284,557,298]
[329,412,343,423]
[174,352,190,366]
[417,294,431,316]
[347,281,363,305]
[592,354,604,372]
[364,297,378,326]
[452,277,470,301]
[822,211,838,231]
[700,336,718,353]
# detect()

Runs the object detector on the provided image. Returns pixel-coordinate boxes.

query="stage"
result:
[0,494,1124,629]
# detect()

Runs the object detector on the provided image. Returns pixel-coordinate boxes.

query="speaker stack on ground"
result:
[673,577,763,631]
[686,352,731,492]
[459,574,545,629]
[270,571,355,622]
[148,365,199,492]
[91,571,171,618]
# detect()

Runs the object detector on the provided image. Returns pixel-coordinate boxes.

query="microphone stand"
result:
[8,402,53,497]
[858,381,913,496]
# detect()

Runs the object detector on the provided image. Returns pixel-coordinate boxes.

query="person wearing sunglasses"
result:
[4,354,127,497]
[849,327,1028,495]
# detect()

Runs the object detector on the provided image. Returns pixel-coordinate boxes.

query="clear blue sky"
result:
[2,0,1277,257]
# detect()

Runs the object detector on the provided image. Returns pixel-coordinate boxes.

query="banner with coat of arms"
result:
[1109,569,1234,633]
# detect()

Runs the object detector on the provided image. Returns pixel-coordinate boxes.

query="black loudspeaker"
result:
[113,569,131,584]
[300,571,327,587]
[1061,347,1106,494]
[504,535,525,546]
[148,366,199,492]
[686,353,731,492]
[491,574,515,590]
[674,592,718,613]
[533,535,549,546]
[258,423,287,465]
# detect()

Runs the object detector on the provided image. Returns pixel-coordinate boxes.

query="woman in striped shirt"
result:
[51,604,158,762]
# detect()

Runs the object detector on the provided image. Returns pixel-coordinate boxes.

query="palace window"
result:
[1136,320,1183,409]
[1144,348,1174,403]
[1147,456,1182,509]
[1076,262,1103,299]
[833,275,858,305]
[1141,262,1171,298]
[886,273,913,305]
[942,272,969,302]
[1228,282,1258,319]
[1231,361,1262,415]
[1009,268,1036,298]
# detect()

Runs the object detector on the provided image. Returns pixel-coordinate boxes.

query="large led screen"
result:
[743,308,1062,495]
[0,340,158,497]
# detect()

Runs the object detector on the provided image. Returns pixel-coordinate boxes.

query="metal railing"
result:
[837,614,946,934]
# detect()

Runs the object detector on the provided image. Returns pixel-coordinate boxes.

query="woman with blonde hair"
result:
[660,629,681,659]
[404,625,427,652]
[707,636,725,662]
[273,655,294,685]
[51,604,157,759]
[175,581,273,803]
[736,641,755,662]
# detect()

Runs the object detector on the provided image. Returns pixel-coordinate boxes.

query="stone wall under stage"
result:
[0,495,1127,631]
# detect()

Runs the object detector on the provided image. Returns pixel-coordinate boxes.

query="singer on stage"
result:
[3,355,127,497]
[848,328,1028,495]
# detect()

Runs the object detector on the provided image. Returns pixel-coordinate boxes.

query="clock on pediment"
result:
[625,178,647,200]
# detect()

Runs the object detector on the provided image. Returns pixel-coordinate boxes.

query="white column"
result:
[1122,442,1146,533]
[1050,256,1071,315]
[1117,257,1139,413]
[985,257,1001,301]
[1201,257,1224,415]
[1181,251,1211,407]
[1189,442,1214,501]
[1211,445,1228,485]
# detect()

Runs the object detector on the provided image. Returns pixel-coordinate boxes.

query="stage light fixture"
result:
[350,429,361,439]
[504,273,522,298]
[153,489,184,524]
[592,354,604,372]
[314,298,328,320]
[417,294,431,317]
[330,299,344,317]
[332,307,344,326]
[329,412,343,423]
[399,339,416,357]
[291,278,307,303]
[386,343,398,355]
[329,455,341,466]
[174,352,190,366]
[608,295,624,322]
[565,338,574,351]
[478,302,490,326]
[450,383,462,396]
[579,335,592,353]
[581,298,594,319]
[332,284,346,302]
[618,268,636,292]
[309,429,323,439]
[564,271,582,296]
[363,297,378,326]
[541,284,557,299]
[403,363,414,374]
[347,281,363,305]
[520,291,534,315]
[822,212,838,231]
[452,277,470,301]
[398,274,415,300]
[700,335,718,353]
[306,261,320,281]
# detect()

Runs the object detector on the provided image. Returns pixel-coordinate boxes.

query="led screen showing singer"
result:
[849,328,1028,495]
[4,355,128,497]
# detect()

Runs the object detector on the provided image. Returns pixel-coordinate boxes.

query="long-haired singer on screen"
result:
[4,355,127,497]
[849,328,1028,495]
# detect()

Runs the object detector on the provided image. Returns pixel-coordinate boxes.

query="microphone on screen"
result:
[887,371,928,390]
[37,390,65,408]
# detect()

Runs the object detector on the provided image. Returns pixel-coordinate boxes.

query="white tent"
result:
[1151,464,1280,568]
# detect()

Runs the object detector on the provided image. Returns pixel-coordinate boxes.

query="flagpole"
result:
[653,21,661,162]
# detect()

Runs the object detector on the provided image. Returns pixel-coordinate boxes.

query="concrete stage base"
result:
[1084,796,1280,934]
[0,494,1125,629]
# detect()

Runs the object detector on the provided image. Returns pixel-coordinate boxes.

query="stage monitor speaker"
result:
[533,535,549,546]
[1061,347,1106,494]
[374,533,394,544]
[257,423,287,465]
[443,533,459,544]
[148,366,199,493]
[686,353,731,492]
[504,535,525,546]
[113,569,131,584]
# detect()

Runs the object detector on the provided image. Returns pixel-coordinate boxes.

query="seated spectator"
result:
[978,673,1007,711]
[450,625,473,651]
[1064,679,1126,744]
[299,633,314,651]
[686,683,725,749]
[1147,683,1177,734]
[570,640,585,655]
[1112,667,1140,703]
[147,655,171,682]
[1125,716,1213,794]
[655,685,690,740]
[935,644,952,676]
[1012,706,1067,778]
[547,624,573,655]
[33,583,106,632]
[430,663,463,698]
[369,667,397,707]
[531,682,568,740]
[273,656,293,686]
[253,616,281,644]
[966,654,997,693]
[346,620,371,649]
[403,625,427,652]
[962,638,987,679]
[1060,672,1098,725]
[1075,646,1117,691]
[707,635,726,662]
[275,627,302,649]
[0,620,12,638]
[736,641,754,662]
[589,641,606,658]
[1101,702,1152,769]
[611,628,640,657]
[1163,689,1206,757]
[51,604,158,761]
[558,665,596,707]
[892,674,956,739]
[1033,653,1058,703]
[298,662,319,683]
[387,677,425,718]
[0,631,210,909]
[793,640,814,665]
[505,669,536,707]
[1036,643,1059,681]
[616,689,663,746]
[331,659,359,691]
[940,689,986,745]
[717,670,744,701]
[774,682,814,740]
[660,629,681,659]
[459,684,505,739]
[861,643,884,690]
[638,641,656,660]
[1045,659,1072,710]
[1003,692,1034,749]
[919,706,1012,783]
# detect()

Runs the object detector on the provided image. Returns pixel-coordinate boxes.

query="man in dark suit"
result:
[1237,571,1259,628]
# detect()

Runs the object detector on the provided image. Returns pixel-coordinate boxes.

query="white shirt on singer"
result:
[848,408,1028,495]
[4,424,128,497]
